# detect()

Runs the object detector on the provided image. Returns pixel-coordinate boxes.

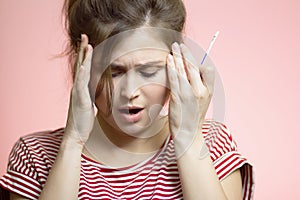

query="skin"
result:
[166,42,242,199]
[10,32,242,200]
[83,30,172,167]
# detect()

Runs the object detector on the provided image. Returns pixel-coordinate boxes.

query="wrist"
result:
[61,131,85,152]
[173,127,205,159]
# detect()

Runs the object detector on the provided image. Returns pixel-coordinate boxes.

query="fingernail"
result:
[168,54,173,62]
[172,42,179,51]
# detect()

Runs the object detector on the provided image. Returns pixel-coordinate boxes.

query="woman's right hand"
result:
[64,34,95,146]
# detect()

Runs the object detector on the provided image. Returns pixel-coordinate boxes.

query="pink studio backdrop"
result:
[1,0,299,199]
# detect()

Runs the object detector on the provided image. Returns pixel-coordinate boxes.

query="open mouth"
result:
[117,107,144,123]
[119,108,144,115]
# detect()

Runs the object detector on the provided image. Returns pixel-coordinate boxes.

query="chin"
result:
[118,124,147,137]
[116,117,167,139]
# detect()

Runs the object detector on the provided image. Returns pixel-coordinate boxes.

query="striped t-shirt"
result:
[0,120,254,199]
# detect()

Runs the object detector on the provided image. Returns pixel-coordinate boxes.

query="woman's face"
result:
[93,30,171,137]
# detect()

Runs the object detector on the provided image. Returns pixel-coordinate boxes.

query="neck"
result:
[96,113,170,153]
[83,113,170,167]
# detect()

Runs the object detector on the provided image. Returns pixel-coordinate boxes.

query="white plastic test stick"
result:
[201,31,220,64]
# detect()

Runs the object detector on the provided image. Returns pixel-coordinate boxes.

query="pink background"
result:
[1,0,299,199]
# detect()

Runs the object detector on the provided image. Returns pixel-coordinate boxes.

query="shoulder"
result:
[8,127,64,176]
[8,127,65,170]
[16,127,64,167]
[18,128,64,152]
[0,128,65,199]
[202,120,255,199]
[20,127,64,144]
[12,128,64,162]
[202,120,237,162]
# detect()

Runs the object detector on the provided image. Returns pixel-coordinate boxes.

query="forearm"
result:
[175,129,228,200]
[38,134,84,200]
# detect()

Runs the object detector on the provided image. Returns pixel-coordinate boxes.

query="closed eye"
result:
[137,64,165,78]
[139,71,158,78]
[111,71,124,78]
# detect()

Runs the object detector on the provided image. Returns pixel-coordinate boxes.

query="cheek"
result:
[91,71,112,114]
[95,88,108,114]
[144,85,169,104]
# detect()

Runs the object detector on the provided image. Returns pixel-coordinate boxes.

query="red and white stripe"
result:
[0,121,254,199]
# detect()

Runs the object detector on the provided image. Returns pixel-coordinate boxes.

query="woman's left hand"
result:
[166,42,215,156]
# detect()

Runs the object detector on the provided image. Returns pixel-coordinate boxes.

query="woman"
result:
[0,0,254,199]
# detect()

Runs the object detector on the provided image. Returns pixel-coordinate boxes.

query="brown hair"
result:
[63,0,186,114]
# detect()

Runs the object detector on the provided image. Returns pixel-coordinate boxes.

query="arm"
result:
[37,137,84,199]
[37,35,94,200]
[9,137,83,200]
[176,130,242,200]
[167,43,242,199]
[10,192,28,200]
[221,169,243,200]
[6,35,95,200]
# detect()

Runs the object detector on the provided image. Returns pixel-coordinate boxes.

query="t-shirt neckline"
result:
[81,133,171,173]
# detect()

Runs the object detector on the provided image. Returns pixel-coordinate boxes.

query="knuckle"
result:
[196,90,209,100]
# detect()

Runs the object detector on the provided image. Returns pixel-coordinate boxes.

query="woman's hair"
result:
[63,0,186,114]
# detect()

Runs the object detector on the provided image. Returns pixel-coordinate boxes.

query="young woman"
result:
[0,0,254,199]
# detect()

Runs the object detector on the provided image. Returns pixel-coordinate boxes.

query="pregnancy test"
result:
[201,31,220,64]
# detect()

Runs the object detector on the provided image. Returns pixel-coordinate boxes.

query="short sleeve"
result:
[0,138,42,199]
[203,120,255,200]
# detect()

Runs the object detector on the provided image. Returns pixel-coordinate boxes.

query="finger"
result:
[201,65,215,95]
[172,42,188,80]
[198,55,215,94]
[75,35,92,89]
[73,38,93,108]
[167,53,180,95]
[180,43,205,94]
[75,34,89,74]
[74,46,93,104]
[81,44,93,86]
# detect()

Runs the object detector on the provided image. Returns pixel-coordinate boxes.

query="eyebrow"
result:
[110,61,165,70]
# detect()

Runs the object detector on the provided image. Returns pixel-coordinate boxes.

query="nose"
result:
[120,71,140,100]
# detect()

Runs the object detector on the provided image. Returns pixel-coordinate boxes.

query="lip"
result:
[118,106,144,123]
[119,105,144,110]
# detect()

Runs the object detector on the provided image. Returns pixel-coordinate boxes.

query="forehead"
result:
[91,28,173,72]
[111,49,168,67]
[110,29,170,62]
